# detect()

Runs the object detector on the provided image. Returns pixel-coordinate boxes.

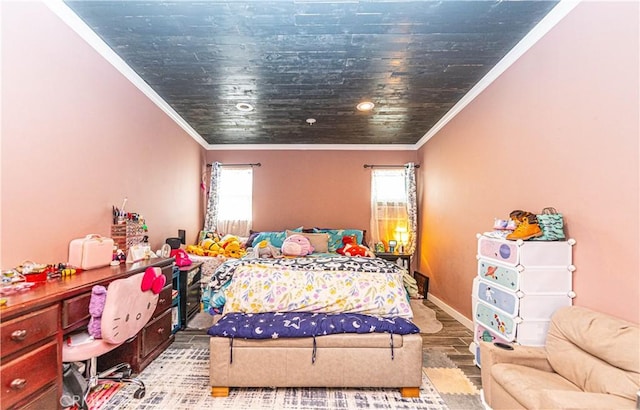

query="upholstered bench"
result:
[209,332,423,397]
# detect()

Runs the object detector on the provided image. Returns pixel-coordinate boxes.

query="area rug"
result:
[422,348,483,410]
[185,311,215,330]
[96,348,449,410]
[410,299,443,334]
[86,382,123,409]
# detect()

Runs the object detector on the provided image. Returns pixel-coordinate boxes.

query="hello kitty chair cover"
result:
[62,268,162,363]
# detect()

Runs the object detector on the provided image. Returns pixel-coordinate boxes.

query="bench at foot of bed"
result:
[209,333,423,397]
[211,386,421,398]
[211,386,230,397]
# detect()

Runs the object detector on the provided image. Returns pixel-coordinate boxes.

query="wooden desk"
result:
[0,258,174,410]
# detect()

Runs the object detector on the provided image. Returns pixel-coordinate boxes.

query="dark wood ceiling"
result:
[65,1,558,146]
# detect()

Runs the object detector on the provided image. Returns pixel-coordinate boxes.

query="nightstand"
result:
[176,262,203,329]
[375,252,411,270]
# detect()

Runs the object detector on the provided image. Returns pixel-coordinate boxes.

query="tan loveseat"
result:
[481,306,640,409]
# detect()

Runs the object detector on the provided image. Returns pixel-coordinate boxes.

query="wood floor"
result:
[174,297,482,389]
[420,298,482,389]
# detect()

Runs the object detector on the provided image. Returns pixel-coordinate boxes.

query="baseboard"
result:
[426,294,474,330]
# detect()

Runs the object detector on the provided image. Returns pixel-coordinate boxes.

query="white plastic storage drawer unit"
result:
[471,234,576,367]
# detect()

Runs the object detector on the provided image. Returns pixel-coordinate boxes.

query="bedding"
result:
[208,311,419,339]
[205,255,413,319]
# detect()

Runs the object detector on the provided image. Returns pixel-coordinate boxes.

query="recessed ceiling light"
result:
[356,101,375,111]
[306,118,316,125]
[236,102,254,112]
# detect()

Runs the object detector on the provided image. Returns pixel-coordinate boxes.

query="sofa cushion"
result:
[546,306,640,401]
[537,390,636,409]
[492,363,581,409]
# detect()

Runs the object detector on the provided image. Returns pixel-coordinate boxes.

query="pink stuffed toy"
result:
[88,285,107,339]
[281,234,314,256]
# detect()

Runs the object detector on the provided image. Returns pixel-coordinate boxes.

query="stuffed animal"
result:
[336,235,358,255]
[88,285,107,339]
[185,244,205,256]
[223,240,246,258]
[337,235,374,257]
[343,242,375,257]
[249,239,280,258]
[281,234,314,256]
[200,238,222,256]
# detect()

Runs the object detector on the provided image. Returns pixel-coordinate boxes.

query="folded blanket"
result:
[207,311,419,339]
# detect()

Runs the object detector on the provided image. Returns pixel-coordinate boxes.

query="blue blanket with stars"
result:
[207,311,419,339]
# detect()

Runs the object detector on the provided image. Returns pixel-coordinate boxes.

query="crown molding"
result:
[45,0,210,149]
[47,0,579,153]
[206,143,416,151]
[415,0,581,150]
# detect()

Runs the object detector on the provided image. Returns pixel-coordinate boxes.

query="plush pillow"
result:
[198,230,219,244]
[313,228,364,252]
[286,230,329,253]
[251,227,303,248]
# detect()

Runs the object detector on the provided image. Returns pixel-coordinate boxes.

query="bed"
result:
[204,228,424,397]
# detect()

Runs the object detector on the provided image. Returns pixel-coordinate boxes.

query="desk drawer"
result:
[1,305,59,358]
[141,309,171,358]
[154,284,173,318]
[62,292,91,329]
[0,340,58,409]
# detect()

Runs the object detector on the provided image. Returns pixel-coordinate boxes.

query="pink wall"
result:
[417,1,639,323]
[1,2,205,268]
[206,150,417,237]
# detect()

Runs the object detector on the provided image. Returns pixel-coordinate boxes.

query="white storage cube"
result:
[477,234,574,268]
[519,294,572,319]
[520,268,572,293]
[476,278,519,317]
[515,319,551,346]
[518,240,574,268]
[478,259,520,291]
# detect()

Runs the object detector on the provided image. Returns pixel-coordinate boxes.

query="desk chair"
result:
[62,267,165,408]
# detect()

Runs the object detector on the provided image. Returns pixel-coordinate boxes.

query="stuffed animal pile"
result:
[186,234,247,259]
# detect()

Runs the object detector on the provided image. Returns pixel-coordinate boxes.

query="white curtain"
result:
[204,163,253,237]
[369,163,417,255]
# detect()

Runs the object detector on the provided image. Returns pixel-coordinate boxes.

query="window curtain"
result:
[204,162,221,233]
[369,163,417,255]
[404,162,418,255]
[203,163,253,237]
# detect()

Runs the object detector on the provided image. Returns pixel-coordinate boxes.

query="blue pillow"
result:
[313,228,364,252]
[251,227,302,248]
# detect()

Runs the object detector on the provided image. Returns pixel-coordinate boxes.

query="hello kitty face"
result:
[100,269,161,344]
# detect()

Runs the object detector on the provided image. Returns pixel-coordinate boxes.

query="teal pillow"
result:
[313,229,364,252]
[251,227,302,248]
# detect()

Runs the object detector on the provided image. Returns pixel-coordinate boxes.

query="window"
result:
[218,167,252,221]
[204,162,255,237]
[370,169,409,250]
